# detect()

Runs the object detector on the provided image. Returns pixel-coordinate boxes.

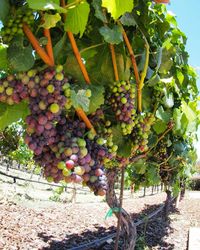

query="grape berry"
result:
[0,8,34,44]
[109,80,136,135]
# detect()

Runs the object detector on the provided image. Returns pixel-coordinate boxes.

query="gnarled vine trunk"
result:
[164,189,172,219]
[106,170,137,250]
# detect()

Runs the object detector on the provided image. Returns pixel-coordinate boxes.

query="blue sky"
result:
[168,0,200,86]
[167,0,200,158]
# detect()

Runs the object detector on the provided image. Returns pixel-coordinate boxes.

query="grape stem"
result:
[148,126,173,154]
[130,153,147,163]
[44,28,55,65]
[23,23,54,67]
[160,152,173,166]
[138,37,150,113]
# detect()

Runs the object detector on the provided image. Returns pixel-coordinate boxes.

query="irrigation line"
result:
[0,166,163,196]
[69,199,175,250]
[0,170,91,193]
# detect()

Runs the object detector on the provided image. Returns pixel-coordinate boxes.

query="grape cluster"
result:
[89,108,118,157]
[14,67,110,196]
[30,115,110,196]
[109,80,136,135]
[131,113,155,154]
[153,139,171,182]
[24,67,68,153]
[0,8,34,44]
[0,74,29,105]
[0,66,127,195]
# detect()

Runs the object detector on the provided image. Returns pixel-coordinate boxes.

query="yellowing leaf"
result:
[102,0,134,20]
[41,13,61,29]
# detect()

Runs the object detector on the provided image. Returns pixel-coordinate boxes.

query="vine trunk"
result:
[106,170,137,249]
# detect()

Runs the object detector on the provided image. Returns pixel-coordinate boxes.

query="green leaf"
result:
[40,13,61,29]
[176,70,184,85]
[7,36,34,72]
[92,0,107,23]
[64,53,85,82]
[162,88,174,108]
[153,120,167,134]
[0,0,10,24]
[132,159,146,174]
[120,13,136,26]
[27,0,66,13]
[88,85,104,114]
[159,47,173,74]
[0,43,8,71]
[0,102,30,131]
[87,47,130,85]
[173,108,182,131]
[71,89,90,112]
[112,125,132,157]
[99,25,123,45]
[53,33,67,63]
[102,0,134,20]
[156,106,171,123]
[0,103,7,116]
[181,101,196,122]
[64,0,90,37]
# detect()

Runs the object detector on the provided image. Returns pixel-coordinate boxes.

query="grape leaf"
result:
[176,70,184,85]
[53,33,68,63]
[92,0,107,23]
[64,0,90,37]
[88,46,130,85]
[112,125,132,157]
[120,13,136,26]
[0,0,10,24]
[153,120,167,134]
[7,36,34,72]
[88,85,104,114]
[0,44,8,71]
[181,101,196,122]
[71,89,90,112]
[173,108,182,131]
[0,103,7,116]
[0,102,30,131]
[64,53,85,82]
[27,0,66,13]
[173,108,189,136]
[162,89,174,108]
[99,25,123,45]
[180,114,189,135]
[40,13,61,29]
[156,106,171,123]
[102,0,134,20]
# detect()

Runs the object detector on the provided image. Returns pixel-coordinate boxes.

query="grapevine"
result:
[0,0,199,249]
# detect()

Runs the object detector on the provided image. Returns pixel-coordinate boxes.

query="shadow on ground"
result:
[39,203,177,250]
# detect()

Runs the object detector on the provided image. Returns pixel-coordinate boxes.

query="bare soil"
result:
[0,174,199,250]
